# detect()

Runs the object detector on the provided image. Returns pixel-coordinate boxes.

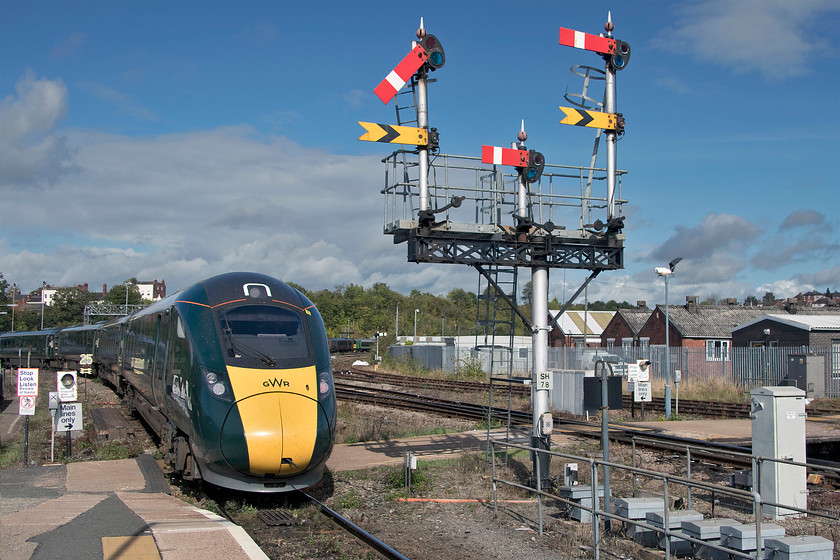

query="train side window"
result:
[176,316,186,339]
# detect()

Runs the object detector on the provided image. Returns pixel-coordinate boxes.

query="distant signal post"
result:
[558,14,629,221]
[368,21,445,213]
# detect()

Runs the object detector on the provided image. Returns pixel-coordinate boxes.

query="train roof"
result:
[0,327,62,338]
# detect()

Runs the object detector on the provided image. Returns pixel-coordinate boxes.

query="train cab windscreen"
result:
[218,305,310,367]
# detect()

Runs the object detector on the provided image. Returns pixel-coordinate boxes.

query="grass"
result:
[335,401,480,445]
[1,374,146,469]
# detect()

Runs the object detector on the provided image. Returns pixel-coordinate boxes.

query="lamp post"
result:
[655,258,682,419]
[125,280,131,316]
[40,281,46,329]
[11,283,16,331]
[413,309,419,342]
[395,302,399,340]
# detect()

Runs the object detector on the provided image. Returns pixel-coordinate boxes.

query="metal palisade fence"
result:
[545,345,840,399]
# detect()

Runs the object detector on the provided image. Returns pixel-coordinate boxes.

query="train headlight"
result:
[202,367,232,402]
[319,370,332,396]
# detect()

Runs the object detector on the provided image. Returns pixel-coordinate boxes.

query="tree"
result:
[0,273,9,331]
[521,281,533,306]
[48,287,97,326]
[104,280,143,306]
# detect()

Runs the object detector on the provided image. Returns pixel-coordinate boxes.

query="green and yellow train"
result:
[1,272,336,492]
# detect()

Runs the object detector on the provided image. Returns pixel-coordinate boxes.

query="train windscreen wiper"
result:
[222,321,276,367]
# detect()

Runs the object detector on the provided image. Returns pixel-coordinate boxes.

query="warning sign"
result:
[56,371,78,402]
[55,402,83,432]
[17,368,39,397]
[634,382,652,402]
[19,396,36,416]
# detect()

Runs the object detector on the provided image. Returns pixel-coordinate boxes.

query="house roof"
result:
[613,308,651,335]
[657,306,769,339]
[549,310,615,337]
[733,313,840,332]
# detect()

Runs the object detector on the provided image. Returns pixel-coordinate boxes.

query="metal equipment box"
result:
[786,354,826,399]
[557,484,604,523]
[763,535,834,560]
[646,509,703,556]
[750,386,808,518]
[682,519,739,560]
[614,497,664,547]
[719,522,785,551]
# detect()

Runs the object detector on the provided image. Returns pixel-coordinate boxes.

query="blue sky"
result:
[2,0,838,307]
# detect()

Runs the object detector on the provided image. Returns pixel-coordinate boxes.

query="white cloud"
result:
[0,72,71,186]
[652,0,839,80]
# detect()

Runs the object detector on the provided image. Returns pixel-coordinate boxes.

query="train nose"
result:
[220,392,318,476]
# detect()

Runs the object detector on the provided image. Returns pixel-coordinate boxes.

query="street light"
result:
[40,281,46,329]
[11,282,16,331]
[414,309,420,341]
[125,280,131,316]
[655,257,682,419]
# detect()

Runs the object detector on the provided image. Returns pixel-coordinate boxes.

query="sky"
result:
[2,0,839,308]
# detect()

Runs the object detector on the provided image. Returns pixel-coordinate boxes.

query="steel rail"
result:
[301,492,411,560]
[335,383,840,481]
[340,368,840,417]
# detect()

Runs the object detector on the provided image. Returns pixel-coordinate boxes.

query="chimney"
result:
[637,300,646,309]
[103,283,107,295]
[686,296,698,312]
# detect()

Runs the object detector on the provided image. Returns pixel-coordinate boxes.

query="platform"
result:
[1,457,268,560]
[622,417,839,444]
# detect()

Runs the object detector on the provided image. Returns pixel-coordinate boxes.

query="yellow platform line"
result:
[102,535,160,559]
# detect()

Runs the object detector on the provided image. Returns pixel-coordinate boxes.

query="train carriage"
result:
[56,323,101,371]
[0,328,61,369]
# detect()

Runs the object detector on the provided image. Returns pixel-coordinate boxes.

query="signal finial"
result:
[417,17,426,39]
[605,11,614,35]
[517,119,527,143]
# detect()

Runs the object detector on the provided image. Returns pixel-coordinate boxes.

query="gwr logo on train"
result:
[172,374,192,411]
[263,378,290,388]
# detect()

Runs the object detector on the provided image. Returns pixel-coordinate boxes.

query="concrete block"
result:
[557,484,604,523]
[720,523,785,551]
[763,536,833,560]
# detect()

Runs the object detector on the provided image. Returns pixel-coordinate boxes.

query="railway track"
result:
[302,492,411,560]
[338,368,840,418]
[335,381,840,482]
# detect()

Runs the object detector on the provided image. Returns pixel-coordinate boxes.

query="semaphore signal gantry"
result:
[357,15,632,490]
[359,18,628,272]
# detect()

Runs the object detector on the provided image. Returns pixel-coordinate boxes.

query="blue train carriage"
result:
[0,328,62,369]
[56,323,101,371]
[115,272,336,492]
[95,316,127,390]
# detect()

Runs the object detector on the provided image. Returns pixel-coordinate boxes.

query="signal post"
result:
[360,16,631,490]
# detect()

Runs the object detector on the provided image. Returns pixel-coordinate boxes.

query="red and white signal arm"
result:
[374,44,429,104]
[481,145,529,167]
[558,27,616,54]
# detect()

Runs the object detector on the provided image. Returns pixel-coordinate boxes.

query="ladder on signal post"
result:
[474,265,518,379]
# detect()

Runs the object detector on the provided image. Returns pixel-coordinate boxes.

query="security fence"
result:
[392,342,840,398]
[488,438,839,560]
[547,345,840,399]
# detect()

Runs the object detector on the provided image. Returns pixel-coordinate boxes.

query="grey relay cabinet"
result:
[750,386,807,519]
